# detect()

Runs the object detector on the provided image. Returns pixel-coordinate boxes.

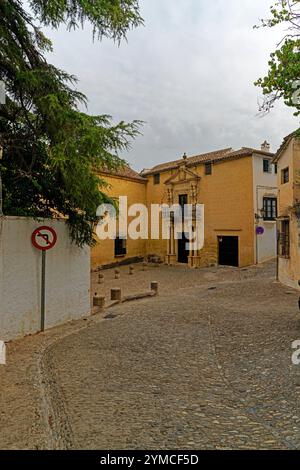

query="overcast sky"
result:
[44,0,299,171]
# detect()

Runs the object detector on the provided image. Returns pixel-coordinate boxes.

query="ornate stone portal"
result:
[164,159,202,268]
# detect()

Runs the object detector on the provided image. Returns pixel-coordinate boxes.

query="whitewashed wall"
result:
[0,217,91,341]
[252,154,278,263]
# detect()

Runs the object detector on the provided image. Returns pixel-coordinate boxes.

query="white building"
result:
[253,141,278,264]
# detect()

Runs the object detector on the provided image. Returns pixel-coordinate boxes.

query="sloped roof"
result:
[141,146,274,176]
[273,131,297,163]
[99,165,147,183]
[141,148,232,175]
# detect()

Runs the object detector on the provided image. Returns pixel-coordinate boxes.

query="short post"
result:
[111,288,122,302]
[276,227,280,282]
[93,294,105,310]
[115,269,120,280]
[129,266,134,275]
[98,273,104,284]
[151,281,158,295]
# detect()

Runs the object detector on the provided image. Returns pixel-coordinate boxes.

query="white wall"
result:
[0,217,91,341]
[253,154,278,263]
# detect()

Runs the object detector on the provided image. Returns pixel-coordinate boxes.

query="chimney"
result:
[261,140,271,152]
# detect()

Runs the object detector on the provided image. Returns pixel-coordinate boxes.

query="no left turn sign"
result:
[31,226,57,251]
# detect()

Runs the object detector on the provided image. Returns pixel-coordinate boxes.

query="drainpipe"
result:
[255,223,258,264]
[276,223,280,282]
[256,186,260,265]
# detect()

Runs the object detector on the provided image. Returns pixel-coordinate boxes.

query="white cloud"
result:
[44,0,299,170]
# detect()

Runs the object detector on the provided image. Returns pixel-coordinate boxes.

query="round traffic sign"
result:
[31,226,57,251]
[256,226,265,236]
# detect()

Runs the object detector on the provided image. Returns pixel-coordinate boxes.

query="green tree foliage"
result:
[255,0,300,119]
[0,0,143,245]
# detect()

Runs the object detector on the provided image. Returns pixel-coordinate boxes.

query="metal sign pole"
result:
[31,226,57,333]
[41,250,46,332]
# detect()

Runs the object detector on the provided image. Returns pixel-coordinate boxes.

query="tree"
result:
[0,0,143,246]
[255,0,300,119]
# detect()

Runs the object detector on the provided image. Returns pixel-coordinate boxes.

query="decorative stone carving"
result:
[167,188,174,205]
[190,184,198,204]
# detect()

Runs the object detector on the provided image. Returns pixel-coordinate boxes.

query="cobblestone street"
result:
[1,261,300,449]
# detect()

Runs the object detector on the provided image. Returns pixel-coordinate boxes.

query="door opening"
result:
[218,236,239,267]
[177,194,189,264]
[178,233,189,264]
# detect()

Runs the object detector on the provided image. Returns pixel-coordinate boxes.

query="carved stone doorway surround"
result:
[164,161,202,268]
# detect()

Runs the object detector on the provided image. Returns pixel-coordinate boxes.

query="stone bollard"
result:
[111,288,122,302]
[115,269,120,280]
[150,281,158,295]
[98,273,104,284]
[129,266,134,275]
[93,294,105,309]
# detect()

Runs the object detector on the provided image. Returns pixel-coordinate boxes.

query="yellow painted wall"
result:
[92,156,256,269]
[145,171,174,258]
[91,173,147,269]
[277,138,300,289]
[278,216,300,289]
[277,139,295,216]
[200,156,255,267]
[144,156,255,267]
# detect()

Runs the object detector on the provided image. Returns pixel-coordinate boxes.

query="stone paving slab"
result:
[91,262,273,305]
[48,262,300,449]
[1,261,300,450]
[0,313,107,449]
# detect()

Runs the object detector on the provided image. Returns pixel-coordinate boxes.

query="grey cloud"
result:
[44,0,299,170]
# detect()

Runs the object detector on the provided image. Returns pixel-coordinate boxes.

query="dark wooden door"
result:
[218,236,239,267]
[177,194,189,264]
[178,233,189,264]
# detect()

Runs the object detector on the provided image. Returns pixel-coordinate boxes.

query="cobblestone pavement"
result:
[1,261,300,449]
[49,262,300,449]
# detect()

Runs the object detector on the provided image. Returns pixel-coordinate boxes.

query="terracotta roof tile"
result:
[141,146,274,176]
[141,148,233,175]
[99,165,147,182]
[273,131,298,163]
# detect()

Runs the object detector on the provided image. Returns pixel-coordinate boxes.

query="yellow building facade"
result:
[92,145,277,270]
[273,133,300,289]
[92,168,147,269]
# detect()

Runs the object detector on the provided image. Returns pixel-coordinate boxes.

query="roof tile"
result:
[100,165,147,182]
[141,146,274,176]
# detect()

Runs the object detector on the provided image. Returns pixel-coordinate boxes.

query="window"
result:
[153,173,160,185]
[263,159,270,173]
[114,237,126,257]
[179,194,188,208]
[281,167,289,184]
[179,194,187,220]
[279,220,290,258]
[205,162,212,175]
[274,163,278,175]
[263,197,277,221]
